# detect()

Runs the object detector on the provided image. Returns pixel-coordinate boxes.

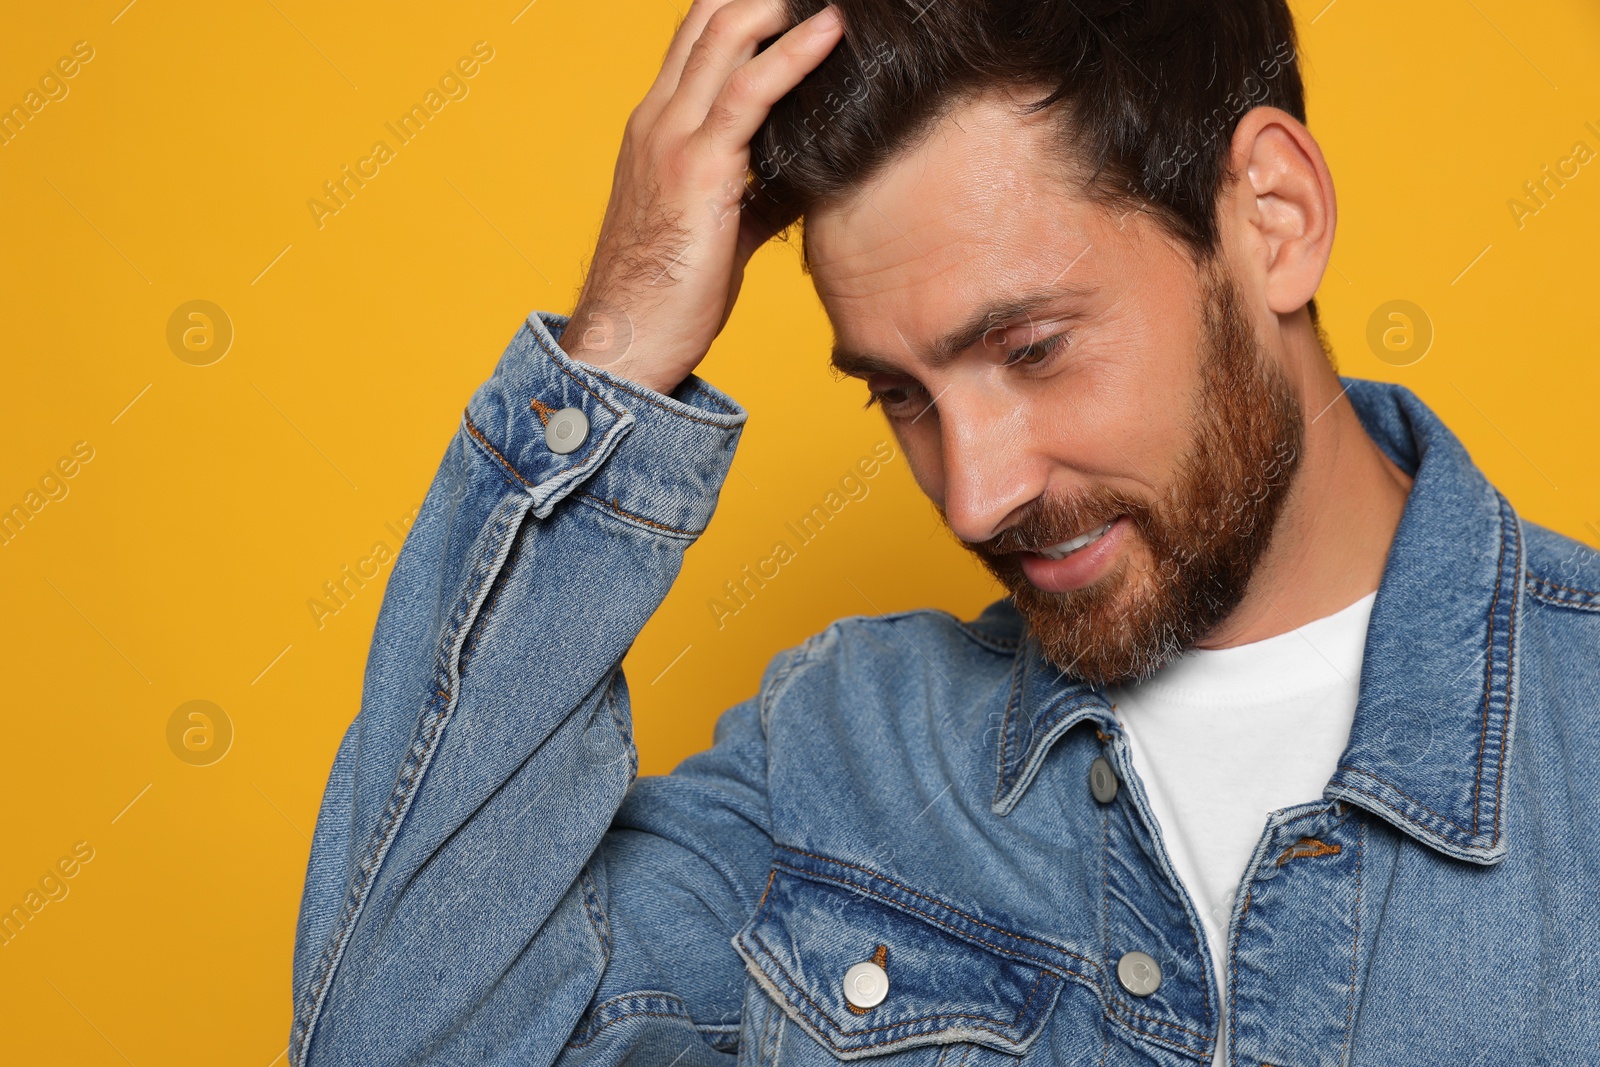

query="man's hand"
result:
[561,0,845,396]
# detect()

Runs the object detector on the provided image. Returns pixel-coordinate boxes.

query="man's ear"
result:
[1224,106,1336,315]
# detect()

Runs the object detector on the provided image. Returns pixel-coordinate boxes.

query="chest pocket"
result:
[732,853,1070,1063]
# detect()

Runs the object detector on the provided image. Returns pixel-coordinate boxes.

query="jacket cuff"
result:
[463,310,747,535]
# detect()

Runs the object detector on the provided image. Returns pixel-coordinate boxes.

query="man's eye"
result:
[1003,332,1067,367]
[863,381,927,416]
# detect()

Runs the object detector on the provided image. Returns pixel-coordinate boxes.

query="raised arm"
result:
[290,4,847,1064]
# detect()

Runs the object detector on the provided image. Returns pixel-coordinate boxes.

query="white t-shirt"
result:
[1105,591,1376,1067]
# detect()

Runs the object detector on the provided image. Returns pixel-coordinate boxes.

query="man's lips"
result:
[1015,515,1130,593]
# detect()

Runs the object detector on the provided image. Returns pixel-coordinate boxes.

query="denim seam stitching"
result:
[463,410,538,487]
[949,614,1022,654]
[564,1000,695,1049]
[992,648,1027,807]
[549,354,628,420]
[1227,881,1253,1064]
[578,864,612,958]
[999,695,1108,814]
[768,856,1206,1050]
[459,523,523,671]
[759,975,781,1067]
[1217,807,1336,1064]
[1472,501,1510,836]
[759,636,822,735]
[1336,819,1365,1065]
[604,676,639,782]
[462,413,536,491]
[594,372,743,426]
[1100,798,1217,1045]
[755,868,778,910]
[463,398,614,492]
[773,849,1098,972]
[291,494,528,1064]
[745,925,1056,1042]
[1490,508,1522,844]
[1525,580,1600,611]
[577,491,702,537]
[1330,768,1473,837]
[1100,804,1110,1011]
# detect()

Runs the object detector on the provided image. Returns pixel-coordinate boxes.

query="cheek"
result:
[895,423,947,503]
[1038,335,1196,490]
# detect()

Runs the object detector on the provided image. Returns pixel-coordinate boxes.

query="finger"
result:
[734,197,783,265]
[693,5,845,152]
[661,0,797,130]
[640,0,739,119]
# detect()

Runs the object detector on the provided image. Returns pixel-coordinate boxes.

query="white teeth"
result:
[1038,521,1113,560]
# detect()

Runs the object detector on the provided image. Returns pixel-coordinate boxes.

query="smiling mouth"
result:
[1034,520,1116,560]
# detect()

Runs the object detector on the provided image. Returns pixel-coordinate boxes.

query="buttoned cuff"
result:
[462,311,747,535]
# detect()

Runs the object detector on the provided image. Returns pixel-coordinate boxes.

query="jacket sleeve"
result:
[289,311,780,1067]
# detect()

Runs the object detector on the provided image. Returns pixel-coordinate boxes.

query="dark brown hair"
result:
[748,0,1310,286]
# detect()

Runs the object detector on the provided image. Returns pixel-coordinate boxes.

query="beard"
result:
[962,261,1305,686]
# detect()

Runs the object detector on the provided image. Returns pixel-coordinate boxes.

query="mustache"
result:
[957,488,1147,558]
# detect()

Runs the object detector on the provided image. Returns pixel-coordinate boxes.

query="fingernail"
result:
[812,5,842,31]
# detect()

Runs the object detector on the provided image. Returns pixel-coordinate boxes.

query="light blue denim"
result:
[291,310,1600,1066]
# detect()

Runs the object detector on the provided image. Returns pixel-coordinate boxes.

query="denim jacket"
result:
[290,310,1600,1067]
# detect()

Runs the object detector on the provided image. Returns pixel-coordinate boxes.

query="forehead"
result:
[804,88,1188,342]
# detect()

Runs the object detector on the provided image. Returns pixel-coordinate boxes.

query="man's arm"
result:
[290,3,848,1063]
[289,312,752,1065]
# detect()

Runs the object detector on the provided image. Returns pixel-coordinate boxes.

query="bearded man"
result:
[289,2,1600,1065]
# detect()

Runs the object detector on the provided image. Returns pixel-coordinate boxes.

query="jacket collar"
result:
[991,377,1524,866]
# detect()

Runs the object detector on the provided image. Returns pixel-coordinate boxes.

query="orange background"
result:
[2,1,1597,1062]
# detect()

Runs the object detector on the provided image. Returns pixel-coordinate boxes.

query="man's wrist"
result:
[559,303,693,399]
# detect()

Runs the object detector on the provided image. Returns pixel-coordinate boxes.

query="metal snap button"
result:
[544,407,589,455]
[842,960,888,1009]
[1089,756,1119,804]
[1117,950,1162,997]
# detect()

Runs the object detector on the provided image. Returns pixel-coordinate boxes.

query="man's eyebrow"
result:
[829,286,1097,377]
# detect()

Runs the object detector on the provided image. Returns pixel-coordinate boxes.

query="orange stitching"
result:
[756,868,777,910]
[529,397,557,425]
[462,413,534,489]
[1274,836,1342,866]
[1527,574,1600,599]
[578,492,699,536]
[1526,583,1600,611]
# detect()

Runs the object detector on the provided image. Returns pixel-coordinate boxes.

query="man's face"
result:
[806,89,1305,685]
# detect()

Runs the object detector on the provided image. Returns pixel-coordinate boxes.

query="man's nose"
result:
[936,395,1044,544]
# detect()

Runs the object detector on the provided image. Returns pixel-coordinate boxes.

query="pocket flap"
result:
[733,853,1068,1060]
